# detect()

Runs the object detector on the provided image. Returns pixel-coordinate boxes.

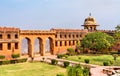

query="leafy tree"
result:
[81,32,114,53]
[114,25,120,41]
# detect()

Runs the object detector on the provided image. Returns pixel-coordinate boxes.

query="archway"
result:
[45,37,54,55]
[21,37,32,57]
[34,37,43,56]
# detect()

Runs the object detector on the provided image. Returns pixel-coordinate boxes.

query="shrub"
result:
[0,55,5,59]
[17,58,27,63]
[109,60,114,65]
[103,61,109,66]
[11,54,20,58]
[84,59,90,64]
[2,60,10,65]
[67,48,76,56]
[63,61,70,68]
[57,54,63,59]
[56,73,64,76]
[83,67,90,76]
[51,59,58,65]
[10,59,17,64]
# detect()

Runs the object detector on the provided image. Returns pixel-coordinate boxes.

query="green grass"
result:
[0,62,66,76]
[65,55,120,66]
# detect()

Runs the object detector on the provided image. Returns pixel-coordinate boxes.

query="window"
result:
[7,34,11,39]
[76,35,78,38]
[8,43,11,50]
[55,35,57,38]
[60,41,62,46]
[15,43,18,49]
[15,34,18,39]
[0,43,2,50]
[69,41,71,46]
[72,35,74,38]
[0,34,2,39]
[64,35,67,38]
[69,34,71,38]
[73,41,75,45]
[55,41,58,46]
[65,41,67,46]
[60,35,62,38]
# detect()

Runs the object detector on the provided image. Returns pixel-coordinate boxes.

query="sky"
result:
[0,0,120,30]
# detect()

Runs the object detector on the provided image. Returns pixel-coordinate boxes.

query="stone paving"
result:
[27,55,120,76]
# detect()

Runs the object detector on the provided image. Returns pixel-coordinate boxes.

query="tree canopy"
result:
[114,25,120,41]
[81,32,114,53]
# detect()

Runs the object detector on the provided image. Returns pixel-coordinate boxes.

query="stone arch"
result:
[45,37,54,55]
[34,37,43,56]
[21,37,32,57]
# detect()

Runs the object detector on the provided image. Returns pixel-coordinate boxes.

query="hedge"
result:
[0,55,5,59]
[11,54,20,58]
[0,58,27,65]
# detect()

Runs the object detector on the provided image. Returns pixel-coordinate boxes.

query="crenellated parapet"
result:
[20,30,56,35]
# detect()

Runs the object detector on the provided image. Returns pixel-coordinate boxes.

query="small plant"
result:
[57,54,63,59]
[109,60,114,65]
[56,73,64,76]
[67,48,75,56]
[103,61,109,66]
[112,54,118,61]
[42,57,45,62]
[78,57,81,60]
[51,59,58,65]
[84,59,90,64]
[11,54,20,58]
[0,55,5,59]
[63,61,70,68]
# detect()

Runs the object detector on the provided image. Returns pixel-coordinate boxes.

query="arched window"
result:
[8,43,11,50]
[64,35,67,38]
[55,35,57,38]
[69,34,71,38]
[0,43,2,50]
[15,34,18,39]
[60,35,62,38]
[60,41,62,46]
[15,43,18,49]
[65,41,67,46]
[7,34,11,39]
[0,34,2,39]
[55,41,58,46]
[76,35,78,38]
[69,41,71,46]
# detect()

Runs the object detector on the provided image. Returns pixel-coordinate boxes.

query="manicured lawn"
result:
[0,62,66,76]
[64,55,120,66]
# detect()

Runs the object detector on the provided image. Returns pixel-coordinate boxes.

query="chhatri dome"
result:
[82,13,99,31]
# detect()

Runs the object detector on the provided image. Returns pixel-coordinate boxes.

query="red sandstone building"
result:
[0,15,116,57]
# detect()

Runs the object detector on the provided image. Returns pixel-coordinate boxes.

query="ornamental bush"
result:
[51,59,58,65]
[63,61,70,68]
[0,55,5,59]
[11,54,20,58]
[56,73,64,76]
[103,61,109,66]
[84,59,90,64]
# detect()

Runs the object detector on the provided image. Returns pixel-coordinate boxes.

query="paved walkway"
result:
[27,55,119,76]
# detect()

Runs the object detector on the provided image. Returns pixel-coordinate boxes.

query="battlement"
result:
[0,27,20,32]
[50,28,88,33]
[20,30,56,35]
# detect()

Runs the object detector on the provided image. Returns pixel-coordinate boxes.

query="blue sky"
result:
[0,0,119,30]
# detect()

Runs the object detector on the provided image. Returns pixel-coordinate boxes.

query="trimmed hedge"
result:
[11,54,20,58]
[103,61,109,66]
[0,55,5,59]
[63,61,70,68]
[51,59,58,65]
[0,58,27,65]
[84,59,90,64]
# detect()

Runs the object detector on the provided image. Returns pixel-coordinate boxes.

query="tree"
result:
[81,32,114,53]
[114,25,120,41]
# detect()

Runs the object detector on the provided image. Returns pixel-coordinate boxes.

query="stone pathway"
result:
[27,55,119,76]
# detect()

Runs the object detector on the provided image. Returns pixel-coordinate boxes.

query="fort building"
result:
[0,15,117,58]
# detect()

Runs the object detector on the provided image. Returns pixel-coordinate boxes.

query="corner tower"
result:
[82,14,99,31]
